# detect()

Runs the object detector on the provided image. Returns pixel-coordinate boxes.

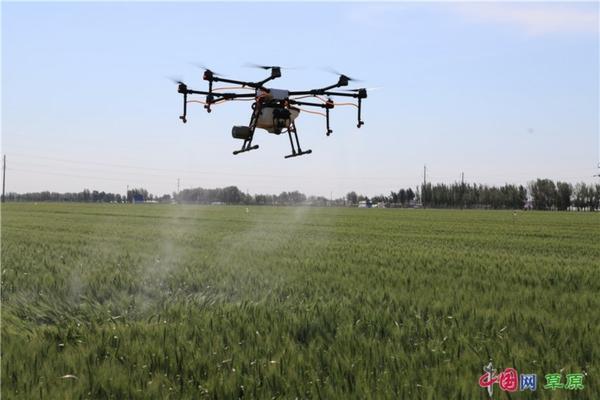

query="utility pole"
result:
[460,172,465,209]
[422,164,427,209]
[177,178,180,194]
[2,155,6,203]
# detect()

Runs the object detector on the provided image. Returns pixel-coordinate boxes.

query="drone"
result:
[175,65,368,158]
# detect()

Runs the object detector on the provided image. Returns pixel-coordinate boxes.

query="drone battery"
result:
[232,126,252,140]
[268,88,289,100]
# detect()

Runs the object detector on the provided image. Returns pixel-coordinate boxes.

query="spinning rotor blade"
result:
[191,63,223,76]
[244,63,275,70]
[321,66,363,82]
[168,76,188,94]
[244,63,301,70]
[167,76,186,85]
[340,87,382,92]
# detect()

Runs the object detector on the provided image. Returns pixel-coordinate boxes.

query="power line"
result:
[9,168,174,184]
[7,153,423,183]
[7,153,598,187]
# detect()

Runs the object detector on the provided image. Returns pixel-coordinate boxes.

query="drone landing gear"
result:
[233,141,259,155]
[284,123,312,159]
[233,102,261,156]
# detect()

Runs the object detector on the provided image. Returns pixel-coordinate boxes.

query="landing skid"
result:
[233,144,259,155]
[284,122,312,159]
[285,149,312,159]
[233,103,261,156]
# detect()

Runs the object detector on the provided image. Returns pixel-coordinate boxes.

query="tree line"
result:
[362,179,597,211]
[4,179,599,211]
[3,188,170,204]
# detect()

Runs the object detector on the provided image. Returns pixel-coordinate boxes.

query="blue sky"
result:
[2,2,598,197]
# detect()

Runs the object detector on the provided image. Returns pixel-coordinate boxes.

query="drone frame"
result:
[176,66,367,158]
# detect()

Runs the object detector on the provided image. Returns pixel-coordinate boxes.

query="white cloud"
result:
[452,3,598,36]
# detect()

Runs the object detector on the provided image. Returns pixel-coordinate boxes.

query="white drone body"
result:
[255,88,300,133]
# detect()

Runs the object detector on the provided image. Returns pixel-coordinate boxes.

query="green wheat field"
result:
[1,203,599,399]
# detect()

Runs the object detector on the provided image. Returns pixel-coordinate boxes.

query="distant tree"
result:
[346,191,358,205]
[517,185,527,209]
[222,186,243,204]
[398,189,406,206]
[592,184,600,211]
[573,183,588,210]
[371,195,387,204]
[127,188,149,203]
[277,192,290,204]
[407,188,415,203]
[421,183,432,208]
[529,179,557,210]
[288,191,307,204]
[308,195,328,206]
[254,194,273,205]
[555,182,572,211]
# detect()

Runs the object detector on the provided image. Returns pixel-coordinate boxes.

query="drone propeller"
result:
[167,76,186,85]
[244,63,303,71]
[340,87,381,92]
[244,63,302,70]
[244,63,278,70]
[321,66,363,83]
[168,77,188,99]
[191,63,223,76]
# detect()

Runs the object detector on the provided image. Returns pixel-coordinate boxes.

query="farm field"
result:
[1,203,599,399]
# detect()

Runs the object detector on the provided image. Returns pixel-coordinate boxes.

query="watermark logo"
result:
[478,362,584,397]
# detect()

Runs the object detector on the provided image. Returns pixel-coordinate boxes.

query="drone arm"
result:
[288,89,356,97]
[288,86,341,97]
[210,74,278,91]
[177,83,257,120]
[288,99,335,136]
[288,99,327,108]
[255,75,278,88]
[289,75,353,96]
[255,67,282,87]
[288,88,338,96]
[184,88,212,96]
[322,91,367,98]
[210,76,261,89]
[319,82,344,92]
[209,66,281,89]
[323,90,367,128]
[182,88,256,99]
[290,89,366,129]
